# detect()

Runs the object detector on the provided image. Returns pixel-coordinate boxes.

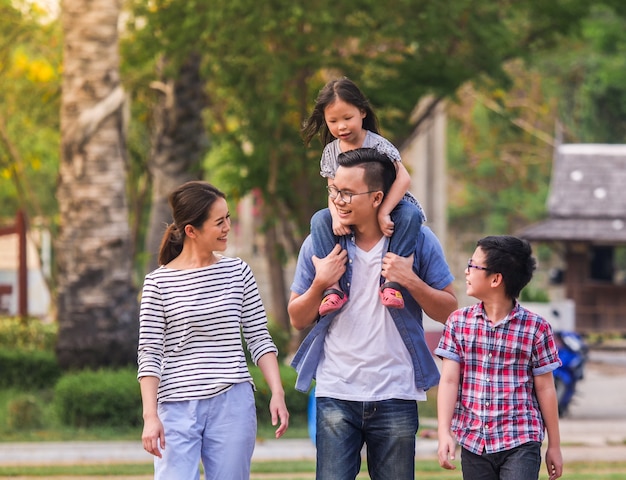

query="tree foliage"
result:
[448,3,626,241]
[3,0,623,338]
[0,1,61,222]
[120,0,612,332]
[532,4,626,143]
[447,62,557,235]
[123,0,605,234]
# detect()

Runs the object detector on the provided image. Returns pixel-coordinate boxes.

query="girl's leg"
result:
[388,200,423,257]
[311,208,336,258]
[311,208,348,316]
[380,201,423,309]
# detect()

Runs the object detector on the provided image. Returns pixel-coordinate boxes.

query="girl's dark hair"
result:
[302,77,379,147]
[158,181,226,265]
[337,148,396,195]
[476,235,537,299]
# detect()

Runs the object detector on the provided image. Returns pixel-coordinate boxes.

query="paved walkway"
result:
[0,349,625,467]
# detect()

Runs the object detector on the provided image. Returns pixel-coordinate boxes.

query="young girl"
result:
[302,77,426,316]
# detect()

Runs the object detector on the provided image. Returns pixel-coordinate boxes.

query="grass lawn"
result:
[0,460,625,479]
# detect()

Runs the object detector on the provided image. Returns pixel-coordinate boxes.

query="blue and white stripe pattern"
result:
[137,256,277,402]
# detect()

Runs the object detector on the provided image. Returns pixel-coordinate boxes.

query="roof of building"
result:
[519,144,626,243]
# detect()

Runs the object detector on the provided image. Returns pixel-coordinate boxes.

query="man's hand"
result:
[312,244,348,288]
[382,252,457,323]
[381,252,414,286]
[289,244,348,330]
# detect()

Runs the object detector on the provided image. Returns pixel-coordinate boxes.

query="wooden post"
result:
[16,209,28,318]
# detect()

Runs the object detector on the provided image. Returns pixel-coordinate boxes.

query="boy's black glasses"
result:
[467,259,490,271]
[327,185,376,204]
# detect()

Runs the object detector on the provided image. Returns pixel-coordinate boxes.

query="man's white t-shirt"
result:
[315,236,427,401]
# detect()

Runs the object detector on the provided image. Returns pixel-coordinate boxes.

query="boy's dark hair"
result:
[336,148,396,196]
[477,235,536,299]
[302,77,379,147]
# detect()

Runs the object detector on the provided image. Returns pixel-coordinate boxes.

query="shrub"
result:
[267,321,290,358]
[249,362,308,425]
[520,286,550,303]
[54,368,142,428]
[0,349,61,389]
[0,316,57,351]
[242,320,290,365]
[7,394,43,430]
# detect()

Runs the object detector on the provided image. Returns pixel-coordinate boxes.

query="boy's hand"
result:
[545,446,563,480]
[378,213,394,237]
[437,432,457,470]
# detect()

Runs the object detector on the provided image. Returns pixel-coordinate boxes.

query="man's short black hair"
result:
[336,148,396,194]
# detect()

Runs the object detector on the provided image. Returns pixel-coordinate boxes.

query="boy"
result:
[435,235,563,480]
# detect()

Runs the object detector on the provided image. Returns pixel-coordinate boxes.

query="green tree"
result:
[447,62,557,238]
[533,4,626,143]
[447,3,626,242]
[124,0,607,335]
[0,1,60,232]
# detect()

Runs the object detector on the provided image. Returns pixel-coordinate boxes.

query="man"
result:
[289,148,458,480]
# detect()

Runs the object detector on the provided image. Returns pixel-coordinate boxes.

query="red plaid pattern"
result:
[436,302,561,455]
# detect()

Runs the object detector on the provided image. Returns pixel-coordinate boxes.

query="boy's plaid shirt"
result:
[435,301,561,455]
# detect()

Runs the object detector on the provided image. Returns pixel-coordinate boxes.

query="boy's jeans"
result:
[461,441,542,480]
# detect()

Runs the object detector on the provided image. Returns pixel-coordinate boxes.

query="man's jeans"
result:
[460,441,542,480]
[315,396,419,480]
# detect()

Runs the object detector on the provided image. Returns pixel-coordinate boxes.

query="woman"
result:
[138,181,289,479]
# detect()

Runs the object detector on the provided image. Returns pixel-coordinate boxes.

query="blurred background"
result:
[1,0,626,372]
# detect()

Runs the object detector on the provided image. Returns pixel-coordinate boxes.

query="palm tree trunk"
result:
[56,0,138,369]
[144,53,206,272]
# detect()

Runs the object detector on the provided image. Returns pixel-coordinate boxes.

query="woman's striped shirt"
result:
[137,256,277,402]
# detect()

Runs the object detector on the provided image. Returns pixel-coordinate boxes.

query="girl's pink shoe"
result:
[379,282,404,309]
[319,289,348,316]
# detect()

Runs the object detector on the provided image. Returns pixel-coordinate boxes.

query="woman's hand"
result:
[269,391,290,438]
[142,413,165,458]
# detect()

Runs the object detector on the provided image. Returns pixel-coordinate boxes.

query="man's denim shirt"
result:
[290,226,454,393]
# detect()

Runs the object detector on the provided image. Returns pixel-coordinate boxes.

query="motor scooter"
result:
[553,330,588,416]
